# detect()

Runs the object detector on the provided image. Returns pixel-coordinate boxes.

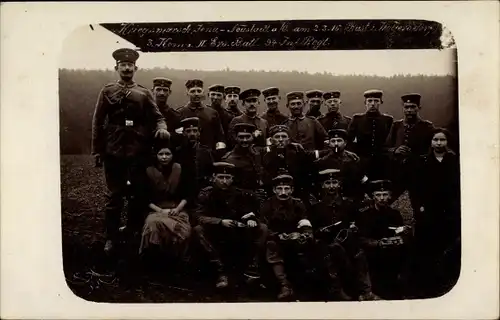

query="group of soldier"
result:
[90,48,461,301]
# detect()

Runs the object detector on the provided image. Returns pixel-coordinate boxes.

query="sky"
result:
[60,24,457,76]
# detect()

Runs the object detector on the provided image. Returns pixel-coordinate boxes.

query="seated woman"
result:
[139,139,192,275]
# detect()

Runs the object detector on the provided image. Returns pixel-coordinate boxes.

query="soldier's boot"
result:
[327,273,352,301]
[272,263,294,301]
[244,258,261,284]
[358,292,382,301]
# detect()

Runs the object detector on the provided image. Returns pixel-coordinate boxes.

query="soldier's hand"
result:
[221,219,237,228]
[419,206,425,213]
[395,145,411,155]
[247,220,257,228]
[94,154,102,168]
[155,128,171,140]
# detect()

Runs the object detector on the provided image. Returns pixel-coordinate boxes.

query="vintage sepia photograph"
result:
[59,20,461,304]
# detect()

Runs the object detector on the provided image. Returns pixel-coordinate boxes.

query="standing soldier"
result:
[347,89,393,181]
[91,48,170,253]
[310,169,380,301]
[356,180,412,299]
[177,79,227,153]
[151,77,181,135]
[173,117,214,206]
[283,91,329,151]
[224,85,243,117]
[314,129,368,203]
[385,93,435,210]
[261,87,289,128]
[228,88,269,147]
[193,162,268,288]
[261,174,314,301]
[222,123,265,197]
[318,91,352,132]
[305,89,324,118]
[207,84,234,141]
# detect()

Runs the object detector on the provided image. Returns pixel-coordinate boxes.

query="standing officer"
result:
[283,91,329,151]
[261,87,289,128]
[305,89,324,118]
[193,162,267,289]
[228,88,269,147]
[173,117,214,206]
[347,89,393,181]
[177,79,227,152]
[224,85,243,117]
[318,91,352,132]
[222,123,265,195]
[385,93,435,210]
[314,129,368,203]
[91,48,170,253]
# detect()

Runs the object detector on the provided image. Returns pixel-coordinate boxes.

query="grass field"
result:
[61,154,414,303]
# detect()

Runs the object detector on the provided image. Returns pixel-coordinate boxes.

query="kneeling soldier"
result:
[311,169,380,301]
[356,180,412,299]
[261,174,315,300]
[193,162,268,289]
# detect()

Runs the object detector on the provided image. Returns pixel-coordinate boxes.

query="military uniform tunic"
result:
[158,104,182,135]
[262,110,289,128]
[283,115,329,151]
[208,104,235,141]
[221,146,264,191]
[176,103,226,150]
[318,112,352,132]
[347,112,393,180]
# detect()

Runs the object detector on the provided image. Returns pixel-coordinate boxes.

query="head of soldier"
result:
[153,139,174,168]
[273,175,294,201]
[208,84,224,108]
[370,180,392,208]
[364,90,383,114]
[234,123,255,149]
[240,89,261,117]
[270,125,290,149]
[286,91,305,117]
[431,127,451,154]
[225,86,240,108]
[324,91,342,114]
[319,169,342,196]
[213,162,235,190]
[262,87,281,112]
[327,129,348,154]
[112,48,139,82]
[186,79,204,104]
[401,93,422,122]
[152,78,172,104]
[306,90,323,112]
[181,117,200,143]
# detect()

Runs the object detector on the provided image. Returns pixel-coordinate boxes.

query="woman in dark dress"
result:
[139,139,192,271]
[410,127,461,298]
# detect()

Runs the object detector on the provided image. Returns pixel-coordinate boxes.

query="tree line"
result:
[59,68,458,154]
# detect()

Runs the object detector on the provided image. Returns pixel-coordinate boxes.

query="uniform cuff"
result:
[361,175,369,184]
[314,150,320,159]
[216,142,227,150]
[241,212,256,220]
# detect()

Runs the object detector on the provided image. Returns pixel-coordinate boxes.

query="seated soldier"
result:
[262,125,324,208]
[356,180,412,300]
[192,162,268,289]
[310,169,380,301]
[261,174,315,301]
[222,122,267,202]
[314,129,368,203]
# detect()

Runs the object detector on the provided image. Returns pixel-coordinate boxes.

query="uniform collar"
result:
[291,114,305,120]
[117,80,136,88]
[243,113,258,120]
[403,116,422,126]
[187,102,204,110]
[327,111,341,118]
